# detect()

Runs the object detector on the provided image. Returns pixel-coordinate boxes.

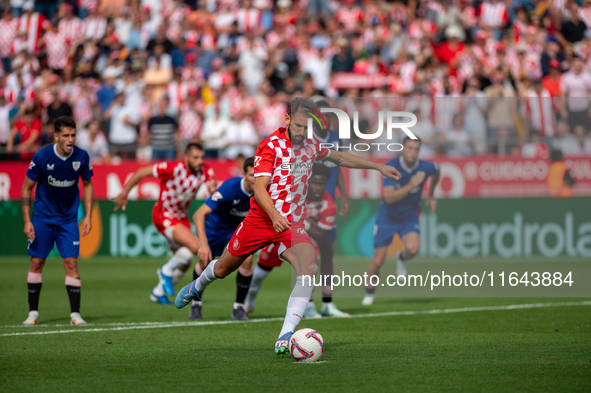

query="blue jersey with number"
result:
[314,130,340,198]
[26,144,93,224]
[378,156,438,221]
[204,177,253,232]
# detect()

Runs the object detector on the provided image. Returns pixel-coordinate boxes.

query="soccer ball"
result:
[289,328,324,362]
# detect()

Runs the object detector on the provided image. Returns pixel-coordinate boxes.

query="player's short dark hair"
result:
[185,142,204,153]
[290,97,318,117]
[550,149,564,163]
[312,163,331,180]
[403,136,421,145]
[243,157,255,172]
[54,116,77,133]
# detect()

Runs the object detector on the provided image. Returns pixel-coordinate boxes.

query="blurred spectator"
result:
[106,93,138,159]
[148,98,178,159]
[0,93,11,151]
[560,56,591,130]
[490,127,518,156]
[178,87,202,149]
[225,111,258,159]
[47,92,73,122]
[39,121,54,147]
[559,2,587,45]
[77,120,110,163]
[484,69,517,140]
[522,131,549,158]
[6,108,40,160]
[201,104,228,158]
[409,111,436,159]
[35,0,59,20]
[524,79,555,137]
[443,114,473,157]
[547,150,575,198]
[463,79,488,155]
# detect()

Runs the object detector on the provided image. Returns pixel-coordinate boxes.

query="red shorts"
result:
[228,210,313,260]
[258,238,320,268]
[152,208,191,245]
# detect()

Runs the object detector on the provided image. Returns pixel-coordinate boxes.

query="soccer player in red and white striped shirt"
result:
[175,98,400,356]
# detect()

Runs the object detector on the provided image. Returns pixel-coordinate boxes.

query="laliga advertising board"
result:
[1,157,591,201]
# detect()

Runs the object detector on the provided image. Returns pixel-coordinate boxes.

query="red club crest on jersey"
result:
[232,239,240,250]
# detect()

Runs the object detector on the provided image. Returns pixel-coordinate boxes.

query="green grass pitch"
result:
[1,256,590,392]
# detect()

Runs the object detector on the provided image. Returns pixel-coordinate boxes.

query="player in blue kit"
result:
[189,157,255,321]
[20,116,94,325]
[362,137,440,305]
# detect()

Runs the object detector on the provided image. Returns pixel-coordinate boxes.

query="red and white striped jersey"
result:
[234,8,260,33]
[0,18,18,58]
[335,6,364,31]
[256,102,288,138]
[18,12,46,54]
[479,1,509,28]
[44,31,69,70]
[462,5,477,27]
[83,16,107,40]
[58,17,83,44]
[406,19,437,39]
[524,89,555,137]
[72,92,95,126]
[305,192,337,231]
[153,161,215,220]
[252,127,330,222]
[578,6,591,28]
[166,81,189,113]
[78,0,99,12]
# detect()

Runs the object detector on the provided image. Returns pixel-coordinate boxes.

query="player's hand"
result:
[410,171,426,188]
[112,192,128,212]
[425,196,438,213]
[379,164,400,181]
[24,221,35,241]
[82,215,92,236]
[198,244,212,264]
[339,196,349,217]
[271,213,291,233]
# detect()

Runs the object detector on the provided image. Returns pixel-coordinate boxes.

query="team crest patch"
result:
[305,146,314,156]
[73,161,81,171]
[232,239,240,250]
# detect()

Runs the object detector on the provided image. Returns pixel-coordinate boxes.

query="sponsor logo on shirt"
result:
[233,199,240,205]
[47,176,75,187]
[46,164,54,171]
[229,208,249,217]
[254,156,262,167]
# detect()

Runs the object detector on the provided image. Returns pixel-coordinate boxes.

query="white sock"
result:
[191,300,202,306]
[162,247,194,276]
[28,310,39,318]
[195,259,218,293]
[278,276,313,338]
[245,265,271,308]
[172,268,186,285]
[152,280,165,297]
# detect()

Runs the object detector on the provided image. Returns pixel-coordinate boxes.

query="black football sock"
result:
[66,284,81,313]
[28,283,42,311]
[235,271,253,305]
[322,296,332,304]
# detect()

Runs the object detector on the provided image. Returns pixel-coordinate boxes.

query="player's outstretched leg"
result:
[244,263,273,314]
[159,246,195,296]
[318,241,349,318]
[275,243,317,356]
[189,263,204,319]
[232,257,254,321]
[363,246,388,306]
[396,232,420,278]
[23,261,44,326]
[175,250,246,309]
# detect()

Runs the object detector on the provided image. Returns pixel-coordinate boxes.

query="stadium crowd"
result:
[1,0,591,163]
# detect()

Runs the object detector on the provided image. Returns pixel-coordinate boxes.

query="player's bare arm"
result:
[192,204,213,263]
[112,165,155,211]
[81,179,94,236]
[253,175,291,233]
[425,166,440,213]
[325,150,401,181]
[337,168,349,216]
[21,176,36,241]
[383,172,426,205]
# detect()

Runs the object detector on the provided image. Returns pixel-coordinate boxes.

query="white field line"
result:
[1,301,590,337]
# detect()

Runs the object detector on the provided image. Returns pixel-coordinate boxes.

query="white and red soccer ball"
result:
[289,328,324,362]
